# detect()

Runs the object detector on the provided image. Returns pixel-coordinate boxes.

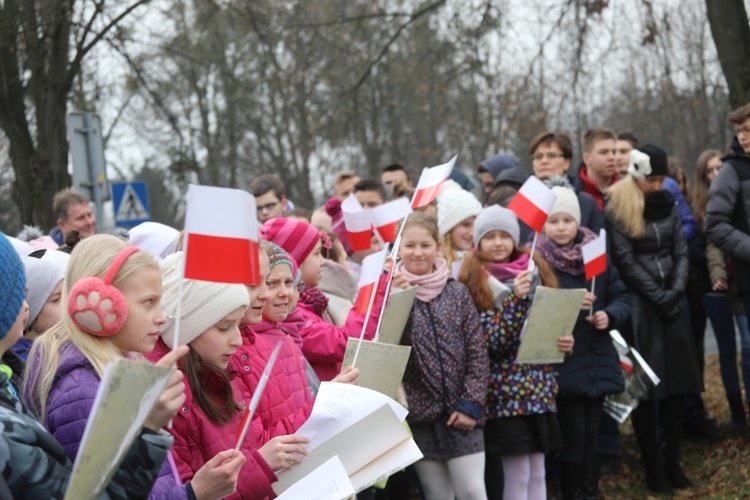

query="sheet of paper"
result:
[294,382,408,450]
[65,359,174,500]
[376,286,418,345]
[341,338,410,399]
[273,404,410,495]
[275,455,355,500]
[515,286,586,364]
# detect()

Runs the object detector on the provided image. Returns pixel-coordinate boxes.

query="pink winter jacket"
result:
[287,277,388,382]
[146,342,276,500]
[235,324,313,445]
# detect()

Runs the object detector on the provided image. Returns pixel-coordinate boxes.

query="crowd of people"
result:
[1,101,750,500]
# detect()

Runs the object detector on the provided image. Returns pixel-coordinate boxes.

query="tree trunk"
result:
[706,0,750,109]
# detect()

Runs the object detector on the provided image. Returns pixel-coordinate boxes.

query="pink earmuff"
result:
[67,246,140,336]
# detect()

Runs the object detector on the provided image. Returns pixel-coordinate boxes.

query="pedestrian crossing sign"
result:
[112,181,151,227]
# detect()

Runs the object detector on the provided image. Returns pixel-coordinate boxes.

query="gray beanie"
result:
[474,205,520,247]
[22,256,64,330]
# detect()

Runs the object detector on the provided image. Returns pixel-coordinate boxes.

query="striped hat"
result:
[260,218,322,266]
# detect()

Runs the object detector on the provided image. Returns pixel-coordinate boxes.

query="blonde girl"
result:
[24,235,245,500]
[436,180,482,277]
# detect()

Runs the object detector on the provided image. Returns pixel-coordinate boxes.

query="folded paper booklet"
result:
[64,358,174,500]
[342,338,411,399]
[272,382,423,496]
[376,285,418,345]
[516,286,586,364]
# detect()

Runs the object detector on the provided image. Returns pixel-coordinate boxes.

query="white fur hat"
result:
[549,186,581,225]
[128,222,180,262]
[437,181,482,237]
[159,252,249,347]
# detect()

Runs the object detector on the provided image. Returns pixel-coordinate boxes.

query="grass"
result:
[600,355,750,499]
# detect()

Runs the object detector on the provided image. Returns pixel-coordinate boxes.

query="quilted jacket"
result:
[29,342,188,500]
[147,342,277,500]
[400,280,489,424]
[235,323,313,445]
[289,276,388,381]
[0,366,172,499]
[706,136,750,293]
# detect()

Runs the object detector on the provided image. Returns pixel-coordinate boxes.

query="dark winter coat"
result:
[607,192,689,306]
[400,280,490,424]
[551,247,630,399]
[606,192,702,399]
[705,136,750,294]
[0,366,172,499]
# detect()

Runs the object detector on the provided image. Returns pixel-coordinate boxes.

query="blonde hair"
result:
[24,235,158,420]
[440,232,462,268]
[605,175,645,238]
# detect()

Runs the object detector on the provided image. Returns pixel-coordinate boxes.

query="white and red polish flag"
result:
[184,184,260,285]
[411,155,457,209]
[354,249,388,315]
[369,197,412,243]
[507,176,557,233]
[582,229,607,280]
[342,194,373,252]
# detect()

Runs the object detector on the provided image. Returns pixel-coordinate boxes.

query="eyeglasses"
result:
[258,200,280,212]
[532,152,565,161]
[735,126,750,136]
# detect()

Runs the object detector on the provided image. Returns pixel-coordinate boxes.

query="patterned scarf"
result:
[298,284,329,316]
[394,258,451,302]
[536,227,598,276]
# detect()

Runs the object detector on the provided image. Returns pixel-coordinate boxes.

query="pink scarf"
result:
[395,258,451,302]
[486,252,530,282]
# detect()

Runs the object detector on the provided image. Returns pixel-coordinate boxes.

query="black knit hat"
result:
[638,144,668,177]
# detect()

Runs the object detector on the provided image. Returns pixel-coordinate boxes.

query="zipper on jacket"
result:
[653,222,666,287]
[425,303,451,415]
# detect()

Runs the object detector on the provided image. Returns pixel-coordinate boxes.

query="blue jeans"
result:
[706,293,750,402]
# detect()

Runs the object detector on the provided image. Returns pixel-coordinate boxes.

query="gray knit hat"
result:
[474,205,520,247]
[21,256,63,330]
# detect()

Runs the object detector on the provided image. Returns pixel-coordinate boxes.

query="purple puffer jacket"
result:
[28,342,188,500]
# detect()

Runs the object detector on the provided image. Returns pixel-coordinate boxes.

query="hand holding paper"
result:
[259,435,310,471]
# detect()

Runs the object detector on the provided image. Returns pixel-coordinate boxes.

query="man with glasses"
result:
[706,102,750,334]
[250,174,288,223]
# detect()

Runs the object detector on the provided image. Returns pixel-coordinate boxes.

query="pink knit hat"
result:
[260,217,328,266]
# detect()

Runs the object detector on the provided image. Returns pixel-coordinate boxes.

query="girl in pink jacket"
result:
[149,251,311,500]
[261,218,387,381]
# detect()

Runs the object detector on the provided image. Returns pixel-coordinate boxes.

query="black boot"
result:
[662,396,693,489]
[632,402,673,494]
[581,453,599,500]
[727,392,747,431]
[558,460,583,500]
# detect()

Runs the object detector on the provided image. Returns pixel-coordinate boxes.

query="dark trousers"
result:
[557,397,604,462]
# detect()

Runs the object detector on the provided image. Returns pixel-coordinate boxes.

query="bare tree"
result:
[0,0,149,228]
[705,0,750,109]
